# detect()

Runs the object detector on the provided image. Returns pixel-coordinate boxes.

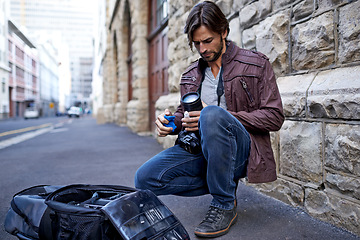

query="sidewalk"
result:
[118,128,360,240]
[1,118,359,240]
[162,184,360,240]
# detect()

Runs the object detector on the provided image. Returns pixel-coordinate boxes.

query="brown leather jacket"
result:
[172,41,284,183]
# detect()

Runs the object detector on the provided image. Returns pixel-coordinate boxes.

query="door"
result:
[148,0,169,131]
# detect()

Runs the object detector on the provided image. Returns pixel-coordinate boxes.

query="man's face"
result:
[192,25,226,62]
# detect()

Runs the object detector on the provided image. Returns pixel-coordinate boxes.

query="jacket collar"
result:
[197,40,236,73]
[222,41,236,64]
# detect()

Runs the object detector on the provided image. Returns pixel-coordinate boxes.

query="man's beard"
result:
[200,37,224,62]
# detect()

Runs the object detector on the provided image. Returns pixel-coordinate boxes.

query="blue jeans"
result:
[135,106,251,210]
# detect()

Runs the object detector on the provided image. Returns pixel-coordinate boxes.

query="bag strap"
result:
[38,207,53,240]
[216,67,224,106]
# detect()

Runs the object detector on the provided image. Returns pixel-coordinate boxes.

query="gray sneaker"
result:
[194,205,238,238]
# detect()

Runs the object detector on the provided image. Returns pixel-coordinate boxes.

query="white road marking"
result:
[50,128,69,133]
[0,126,54,150]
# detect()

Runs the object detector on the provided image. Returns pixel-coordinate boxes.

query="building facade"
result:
[102,0,360,235]
[91,0,115,119]
[0,0,10,119]
[100,0,169,132]
[8,20,39,118]
[37,40,59,117]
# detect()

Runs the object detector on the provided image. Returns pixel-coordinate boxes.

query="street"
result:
[1,117,359,240]
[0,116,164,240]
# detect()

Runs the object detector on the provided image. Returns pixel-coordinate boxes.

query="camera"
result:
[176,92,203,154]
[182,92,203,112]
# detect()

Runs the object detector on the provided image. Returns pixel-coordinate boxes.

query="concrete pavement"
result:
[1,117,359,240]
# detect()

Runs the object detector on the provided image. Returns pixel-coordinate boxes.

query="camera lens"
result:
[181,92,203,112]
[182,93,199,103]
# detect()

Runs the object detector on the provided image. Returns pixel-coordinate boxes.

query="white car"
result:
[24,108,39,119]
[67,106,82,118]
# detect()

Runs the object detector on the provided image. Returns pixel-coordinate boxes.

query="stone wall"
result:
[101,0,360,235]
[161,0,360,235]
[101,0,149,132]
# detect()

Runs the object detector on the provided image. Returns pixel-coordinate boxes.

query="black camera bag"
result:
[5,184,190,240]
[44,184,135,240]
[4,185,63,240]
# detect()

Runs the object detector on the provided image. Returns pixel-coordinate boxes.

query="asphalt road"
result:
[0,116,359,240]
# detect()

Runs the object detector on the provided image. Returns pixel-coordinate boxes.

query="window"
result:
[15,46,24,59]
[150,0,168,32]
[16,66,24,78]
[2,78,5,93]
[8,40,12,51]
[156,0,168,27]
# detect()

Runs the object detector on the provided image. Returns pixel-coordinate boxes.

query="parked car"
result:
[24,108,39,119]
[67,106,82,118]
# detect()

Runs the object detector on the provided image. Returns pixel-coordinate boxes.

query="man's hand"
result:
[155,109,174,137]
[182,110,201,131]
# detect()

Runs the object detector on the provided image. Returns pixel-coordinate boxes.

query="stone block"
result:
[127,100,149,132]
[325,124,360,176]
[157,135,177,149]
[292,0,314,22]
[252,177,305,207]
[228,17,241,46]
[256,0,271,18]
[168,64,184,92]
[168,10,188,41]
[103,104,115,123]
[231,0,246,12]
[338,1,360,63]
[239,0,271,27]
[273,0,294,10]
[242,27,256,50]
[255,12,289,75]
[270,131,280,172]
[307,66,360,119]
[280,121,323,184]
[318,0,349,10]
[215,0,233,16]
[132,64,148,82]
[305,188,360,236]
[239,3,258,27]
[114,102,126,125]
[325,172,360,201]
[96,107,106,124]
[277,73,316,117]
[169,0,195,16]
[155,93,181,113]
[291,12,335,71]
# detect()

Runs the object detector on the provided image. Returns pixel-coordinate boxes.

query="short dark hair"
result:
[184,1,230,50]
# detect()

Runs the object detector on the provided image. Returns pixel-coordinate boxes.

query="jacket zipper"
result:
[240,80,254,103]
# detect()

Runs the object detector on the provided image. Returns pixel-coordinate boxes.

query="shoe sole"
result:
[194,212,238,238]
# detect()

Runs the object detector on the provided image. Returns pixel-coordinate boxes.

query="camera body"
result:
[176,92,203,154]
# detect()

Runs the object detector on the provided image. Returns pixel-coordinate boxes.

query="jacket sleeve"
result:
[229,60,284,133]
[171,104,184,135]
